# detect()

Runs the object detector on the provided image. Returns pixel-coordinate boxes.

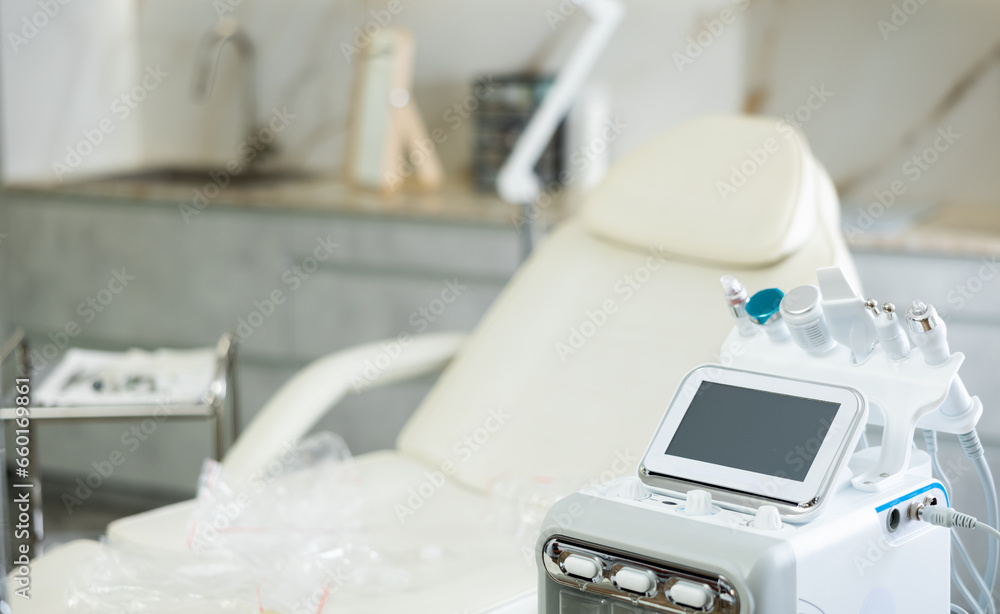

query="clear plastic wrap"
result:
[67,432,409,614]
[487,475,586,567]
[65,432,575,612]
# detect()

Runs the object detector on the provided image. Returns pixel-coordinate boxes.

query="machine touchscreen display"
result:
[664,381,842,482]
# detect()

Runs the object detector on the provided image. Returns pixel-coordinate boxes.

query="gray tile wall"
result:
[0,197,9,341]
[6,196,1000,540]
[0,192,518,494]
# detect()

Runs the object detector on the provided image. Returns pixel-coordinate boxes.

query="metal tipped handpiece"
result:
[720,275,758,337]
[864,298,880,317]
[906,301,949,365]
[874,302,911,360]
[906,300,972,417]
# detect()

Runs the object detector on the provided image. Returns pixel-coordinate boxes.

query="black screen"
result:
[664,381,841,482]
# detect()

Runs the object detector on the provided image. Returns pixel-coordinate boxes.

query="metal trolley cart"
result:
[0,329,239,559]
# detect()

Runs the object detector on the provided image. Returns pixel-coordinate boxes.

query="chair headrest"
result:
[581,115,818,267]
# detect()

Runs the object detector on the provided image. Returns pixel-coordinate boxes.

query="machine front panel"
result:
[543,537,740,614]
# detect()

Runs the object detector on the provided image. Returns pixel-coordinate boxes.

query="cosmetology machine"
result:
[538,266,1000,614]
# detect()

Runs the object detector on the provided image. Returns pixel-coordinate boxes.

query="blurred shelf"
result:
[845,203,1000,258]
[2,172,572,228]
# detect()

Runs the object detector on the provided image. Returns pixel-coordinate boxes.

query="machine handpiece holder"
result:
[906,300,974,418]
[722,267,982,492]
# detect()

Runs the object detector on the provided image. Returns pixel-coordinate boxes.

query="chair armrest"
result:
[222,332,467,479]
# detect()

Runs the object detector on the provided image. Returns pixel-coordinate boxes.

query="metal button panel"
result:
[543,537,739,614]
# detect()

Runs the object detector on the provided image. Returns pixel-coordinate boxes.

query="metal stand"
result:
[0,330,239,558]
[0,329,36,569]
[517,201,536,261]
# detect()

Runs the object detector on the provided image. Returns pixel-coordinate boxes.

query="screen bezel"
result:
[641,366,866,507]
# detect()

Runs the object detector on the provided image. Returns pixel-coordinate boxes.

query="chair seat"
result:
[107,498,197,552]
[15,115,853,614]
[7,540,104,613]
[34,451,536,613]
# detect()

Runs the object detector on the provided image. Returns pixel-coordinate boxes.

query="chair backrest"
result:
[396,115,858,492]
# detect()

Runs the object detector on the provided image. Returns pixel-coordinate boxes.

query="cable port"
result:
[887,507,901,532]
[908,496,938,521]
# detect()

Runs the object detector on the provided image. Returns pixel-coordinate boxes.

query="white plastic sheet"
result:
[68,433,408,614]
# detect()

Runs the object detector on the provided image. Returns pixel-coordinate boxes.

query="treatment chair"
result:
[11,115,858,613]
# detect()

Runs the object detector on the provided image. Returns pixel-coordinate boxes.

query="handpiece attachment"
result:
[720,275,758,337]
[875,301,911,360]
[816,267,878,363]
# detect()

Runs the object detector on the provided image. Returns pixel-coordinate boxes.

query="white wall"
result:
[8,0,1000,210]
[134,0,359,172]
[748,0,1000,208]
[0,0,143,184]
[1,0,749,184]
[375,0,749,174]
[136,0,750,175]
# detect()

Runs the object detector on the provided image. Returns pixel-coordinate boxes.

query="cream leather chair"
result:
[11,116,858,613]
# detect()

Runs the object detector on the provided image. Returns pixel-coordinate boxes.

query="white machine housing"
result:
[537,262,977,613]
[538,458,949,613]
[638,366,868,522]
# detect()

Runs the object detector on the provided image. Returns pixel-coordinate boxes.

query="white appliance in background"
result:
[565,87,613,194]
[497,0,622,258]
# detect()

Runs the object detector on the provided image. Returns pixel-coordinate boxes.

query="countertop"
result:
[844,203,1000,259]
[8,175,997,254]
[2,172,572,227]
